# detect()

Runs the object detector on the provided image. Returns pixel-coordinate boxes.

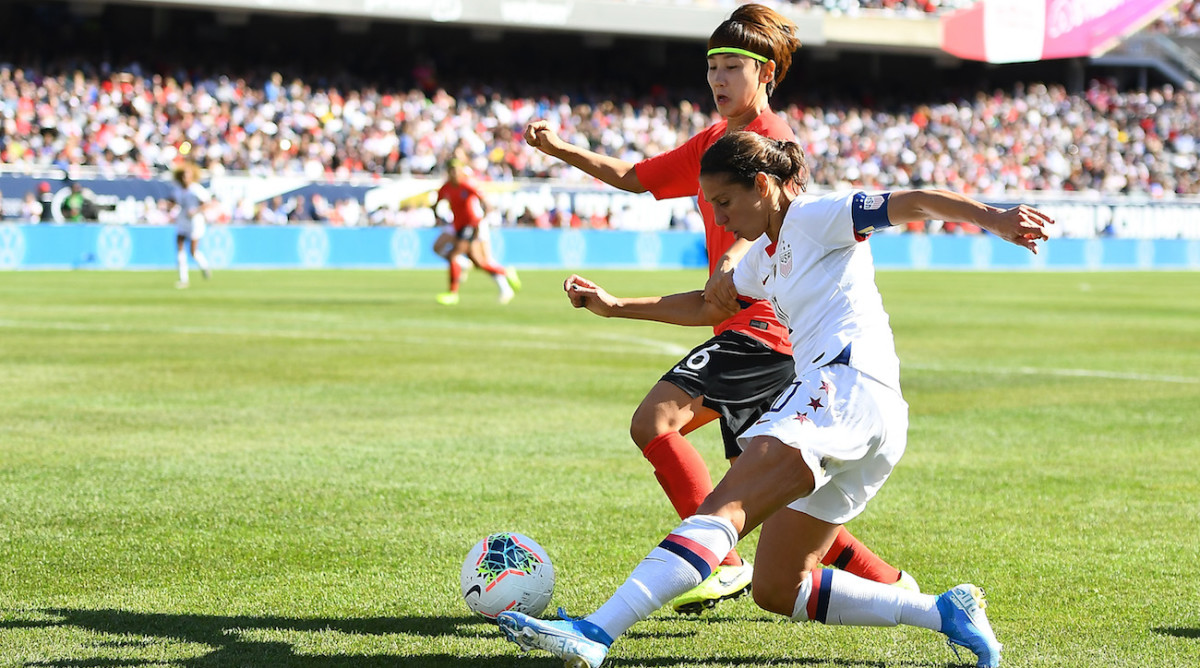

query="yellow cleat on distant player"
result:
[894,570,920,592]
[505,268,522,292]
[670,563,753,615]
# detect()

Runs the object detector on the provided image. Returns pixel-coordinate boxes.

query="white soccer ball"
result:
[460,532,555,620]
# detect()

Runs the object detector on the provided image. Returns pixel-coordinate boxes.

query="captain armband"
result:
[851,192,893,241]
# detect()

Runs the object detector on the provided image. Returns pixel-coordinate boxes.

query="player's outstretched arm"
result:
[886,190,1054,254]
[564,275,733,326]
[525,121,645,194]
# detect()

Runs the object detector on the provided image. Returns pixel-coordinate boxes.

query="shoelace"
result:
[945,587,992,665]
[946,639,965,663]
[557,607,579,622]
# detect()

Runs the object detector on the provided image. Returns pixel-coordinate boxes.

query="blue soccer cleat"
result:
[937,584,1002,667]
[497,608,612,668]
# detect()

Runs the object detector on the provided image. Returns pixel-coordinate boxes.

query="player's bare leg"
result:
[466,241,515,303]
[175,235,189,288]
[190,238,211,280]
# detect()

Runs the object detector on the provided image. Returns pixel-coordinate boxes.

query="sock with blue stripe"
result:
[587,515,737,641]
[791,567,941,629]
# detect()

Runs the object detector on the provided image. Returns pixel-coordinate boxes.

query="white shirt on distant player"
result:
[173,182,212,238]
[732,190,900,392]
[174,182,211,224]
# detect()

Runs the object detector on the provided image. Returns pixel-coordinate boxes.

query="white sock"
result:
[495,274,514,297]
[790,568,941,630]
[193,250,210,273]
[177,249,188,283]
[587,515,737,641]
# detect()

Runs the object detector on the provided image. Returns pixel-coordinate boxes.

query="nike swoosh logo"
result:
[718,572,742,586]
[465,584,481,599]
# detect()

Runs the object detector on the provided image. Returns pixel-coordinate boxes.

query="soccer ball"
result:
[460,532,555,620]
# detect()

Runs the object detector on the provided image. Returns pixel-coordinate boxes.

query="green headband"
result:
[707,47,769,63]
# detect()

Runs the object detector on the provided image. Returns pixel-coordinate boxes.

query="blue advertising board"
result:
[0,224,1197,271]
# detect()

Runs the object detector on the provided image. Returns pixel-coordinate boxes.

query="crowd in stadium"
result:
[2,0,1200,228]
[1155,0,1200,35]
[3,63,1196,206]
[765,0,972,12]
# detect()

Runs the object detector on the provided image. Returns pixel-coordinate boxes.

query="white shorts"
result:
[737,363,908,525]
[478,212,498,242]
[176,216,206,240]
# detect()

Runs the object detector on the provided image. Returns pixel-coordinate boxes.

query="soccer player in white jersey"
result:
[498,131,1053,668]
[170,162,214,289]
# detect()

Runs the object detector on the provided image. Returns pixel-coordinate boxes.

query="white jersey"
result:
[174,182,212,239]
[733,190,900,392]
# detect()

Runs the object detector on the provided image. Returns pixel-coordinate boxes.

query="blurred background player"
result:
[170,162,214,289]
[523,3,913,614]
[432,219,475,282]
[432,158,520,305]
[431,208,506,290]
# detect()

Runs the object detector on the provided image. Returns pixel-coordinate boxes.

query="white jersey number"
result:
[673,343,720,375]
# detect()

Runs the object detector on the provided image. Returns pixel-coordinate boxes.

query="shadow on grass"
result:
[1154,626,1200,639]
[3,609,549,667]
[2,609,954,667]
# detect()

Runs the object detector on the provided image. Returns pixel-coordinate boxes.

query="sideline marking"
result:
[906,363,1199,385]
[0,319,689,357]
[4,319,1191,383]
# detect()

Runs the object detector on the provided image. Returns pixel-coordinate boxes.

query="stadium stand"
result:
[1,0,1197,230]
[1155,1,1200,35]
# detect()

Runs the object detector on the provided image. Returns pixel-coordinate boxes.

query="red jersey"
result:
[436,181,485,231]
[634,110,795,355]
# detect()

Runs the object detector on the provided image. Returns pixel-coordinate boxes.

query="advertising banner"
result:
[941,0,1175,63]
[1,224,1197,272]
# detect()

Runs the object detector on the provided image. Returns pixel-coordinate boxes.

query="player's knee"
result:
[629,417,654,450]
[752,588,794,616]
[629,405,666,450]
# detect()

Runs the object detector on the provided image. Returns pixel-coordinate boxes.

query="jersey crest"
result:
[779,244,793,279]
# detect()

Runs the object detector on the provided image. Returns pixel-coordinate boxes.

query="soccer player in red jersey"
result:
[523,3,913,613]
[432,159,520,305]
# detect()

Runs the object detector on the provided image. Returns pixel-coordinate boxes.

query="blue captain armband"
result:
[851,192,892,240]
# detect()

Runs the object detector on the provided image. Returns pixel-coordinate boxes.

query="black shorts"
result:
[660,330,795,459]
[455,225,479,242]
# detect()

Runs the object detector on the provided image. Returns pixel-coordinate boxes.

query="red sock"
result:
[643,432,742,567]
[480,262,507,277]
[449,260,462,291]
[821,526,901,584]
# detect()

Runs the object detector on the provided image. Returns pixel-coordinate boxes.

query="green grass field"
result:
[1,269,1198,668]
